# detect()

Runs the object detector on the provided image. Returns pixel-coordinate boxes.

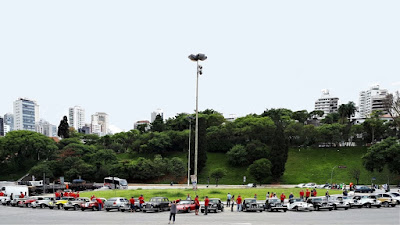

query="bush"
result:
[227,145,248,166]
[248,158,272,185]
[210,168,227,186]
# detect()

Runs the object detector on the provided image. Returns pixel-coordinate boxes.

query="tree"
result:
[248,158,272,185]
[245,140,269,163]
[209,168,227,186]
[338,102,357,124]
[384,91,400,128]
[151,115,165,132]
[57,116,70,138]
[227,144,248,166]
[363,137,400,174]
[349,168,361,185]
[292,110,309,124]
[322,113,340,124]
[363,111,385,143]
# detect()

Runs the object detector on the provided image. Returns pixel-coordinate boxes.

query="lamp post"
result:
[330,165,337,186]
[188,53,207,178]
[187,116,194,186]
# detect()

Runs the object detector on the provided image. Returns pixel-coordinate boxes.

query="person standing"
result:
[194,195,200,215]
[299,190,304,200]
[20,192,25,198]
[231,195,235,212]
[236,195,242,212]
[227,193,231,207]
[168,201,177,224]
[254,194,257,199]
[186,194,191,200]
[325,191,330,201]
[129,197,135,212]
[313,189,317,197]
[204,196,209,215]
[289,193,294,200]
[305,189,311,200]
[266,192,270,199]
[139,194,144,210]
[96,198,103,211]
[280,193,286,204]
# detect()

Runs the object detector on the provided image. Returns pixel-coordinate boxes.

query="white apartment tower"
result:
[91,112,109,136]
[358,85,388,118]
[151,108,164,123]
[13,98,39,131]
[314,89,339,118]
[69,106,85,130]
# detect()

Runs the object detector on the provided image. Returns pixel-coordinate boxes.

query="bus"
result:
[103,177,128,189]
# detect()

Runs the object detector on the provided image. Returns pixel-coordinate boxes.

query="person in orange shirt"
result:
[204,196,210,215]
[305,189,311,200]
[236,195,242,212]
[299,189,304,200]
[129,197,135,212]
[138,195,144,210]
[194,195,200,215]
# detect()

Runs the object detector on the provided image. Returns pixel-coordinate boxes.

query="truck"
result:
[0,185,29,205]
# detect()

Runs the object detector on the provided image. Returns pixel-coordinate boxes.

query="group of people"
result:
[55,190,80,200]
[298,189,318,200]
[128,195,145,212]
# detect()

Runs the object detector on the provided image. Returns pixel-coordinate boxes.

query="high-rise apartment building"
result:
[134,120,150,131]
[0,116,4,136]
[314,89,339,118]
[69,106,85,130]
[35,119,57,137]
[91,112,109,136]
[358,85,388,118]
[151,108,164,123]
[13,98,39,131]
[4,113,14,132]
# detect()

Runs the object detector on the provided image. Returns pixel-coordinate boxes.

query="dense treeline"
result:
[1,103,399,183]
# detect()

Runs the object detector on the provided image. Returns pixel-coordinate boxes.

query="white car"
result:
[304,183,317,188]
[339,196,362,208]
[287,198,313,211]
[387,193,400,204]
[295,183,305,188]
[353,195,381,208]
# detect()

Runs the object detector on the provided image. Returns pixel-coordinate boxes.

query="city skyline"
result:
[1,0,399,131]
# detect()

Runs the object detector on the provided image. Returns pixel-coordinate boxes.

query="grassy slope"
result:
[117,147,399,185]
[80,188,343,201]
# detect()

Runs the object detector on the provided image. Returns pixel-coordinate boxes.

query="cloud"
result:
[391,81,400,86]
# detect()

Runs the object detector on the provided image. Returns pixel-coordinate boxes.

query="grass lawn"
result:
[80,187,343,201]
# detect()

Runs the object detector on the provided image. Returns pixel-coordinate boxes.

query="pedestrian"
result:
[313,189,317,197]
[231,195,235,212]
[139,194,144,210]
[343,189,348,196]
[236,195,242,212]
[204,196,210,215]
[305,189,311,200]
[280,193,286,204]
[20,192,24,198]
[168,201,177,224]
[227,192,231,207]
[55,191,60,200]
[186,194,191,200]
[266,192,270,199]
[254,194,257,199]
[325,191,330,201]
[299,190,304,200]
[129,197,135,212]
[194,195,200,215]
[289,193,294,200]
[96,198,103,211]
[310,189,314,197]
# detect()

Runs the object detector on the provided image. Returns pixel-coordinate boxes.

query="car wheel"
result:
[366,203,371,208]
[121,209,125,212]
[221,207,224,212]
[333,205,337,210]
[391,204,395,207]
[92,207,96,211]
[81,208,85,211]
[384,202,389,207]
[74,205,78,211]
[57,205,61,210]
[64,208,68,210]
[187,208,191,213]
[377,205,381,208]
[358,205,363,208]
[106,208,110,212]
[329,208,332,211]
[49,206,54,209]
[283,209,287,212]
[345,207,348,210]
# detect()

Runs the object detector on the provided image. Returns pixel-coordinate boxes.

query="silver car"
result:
[104,197,129,212]
[31,197,56,209]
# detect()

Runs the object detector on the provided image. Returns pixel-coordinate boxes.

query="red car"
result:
[80,198,106,211]
[176,200,196,213]
[19,197,44,207]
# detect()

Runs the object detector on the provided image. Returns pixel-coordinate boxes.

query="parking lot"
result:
[1,204,399,225]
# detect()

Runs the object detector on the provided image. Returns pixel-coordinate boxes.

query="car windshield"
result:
[150,198,162,202]
[292,199,302,202]
[179,201,191,204]
[246,199,256,203]
[269,199,279,203]
[312,198,323,202]
[209,199,219,203]
[120,179,128,185]
[390,193,400,197]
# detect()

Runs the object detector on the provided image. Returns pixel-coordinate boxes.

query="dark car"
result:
[241,198,264,212]
[265,198,287,212]
[142,197,170,212]
[307,197,333,211]
[354,185,375,193]
[201,198,224,213]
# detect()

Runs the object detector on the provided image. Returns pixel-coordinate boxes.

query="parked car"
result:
[10,197,27,207]
[241,198,264,212]
[104,197,129,212]
[352,195,381,208]
[295,183,305,188]
[200,198,224,213]
[287,198,313,211]
[31,197,56,209]
[316,184,331,189]
[304,183,317,188]
[55,197,76,209]
[387,193,400,204]
[264,198,287,212]
[354,185,375,193]
[80,198,106,211]
[20,196,43,207]
[328,196,350,210]
[307,197,333,211]
[373,194,397,207]
[64,197,90,210]
[142,197,170,212]
[176,200,196,213]
[340,196,362,208]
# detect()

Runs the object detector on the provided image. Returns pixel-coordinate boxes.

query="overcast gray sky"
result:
[1,0,399,131]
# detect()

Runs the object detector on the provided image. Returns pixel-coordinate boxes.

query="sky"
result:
[1,0,399,132]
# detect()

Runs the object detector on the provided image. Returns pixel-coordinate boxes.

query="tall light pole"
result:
[188,53,207,178]
[330,165,337,185]
[187,116,194,186]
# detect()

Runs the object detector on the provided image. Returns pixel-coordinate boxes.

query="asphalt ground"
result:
[0,203,399,225]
